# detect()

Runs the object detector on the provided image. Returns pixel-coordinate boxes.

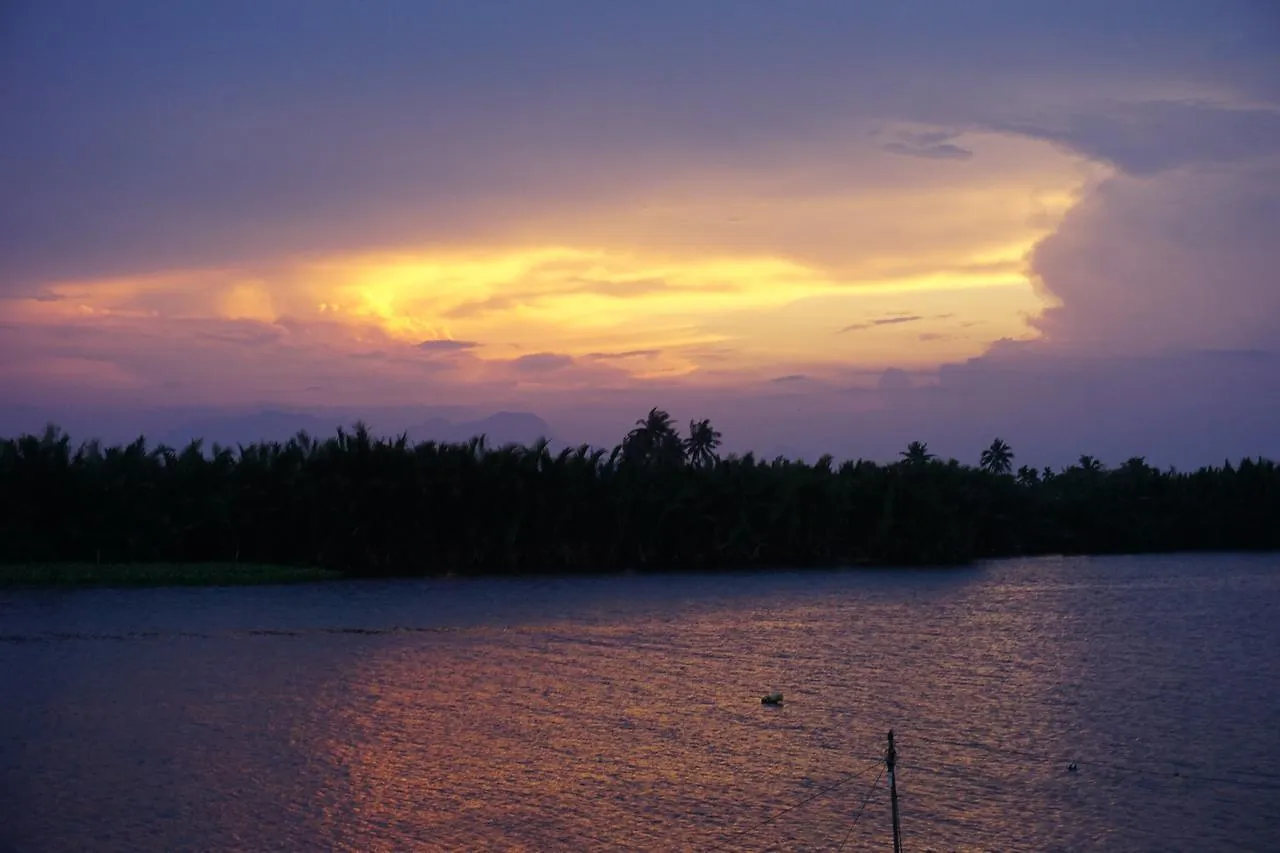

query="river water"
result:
[1,554,1278,852]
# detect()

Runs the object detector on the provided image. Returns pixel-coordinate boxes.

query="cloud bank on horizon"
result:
[1,0,1277,466]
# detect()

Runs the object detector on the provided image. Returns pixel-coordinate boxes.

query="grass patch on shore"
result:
[0,563,343,588]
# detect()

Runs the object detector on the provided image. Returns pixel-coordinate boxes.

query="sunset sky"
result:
[2,1,1278,465]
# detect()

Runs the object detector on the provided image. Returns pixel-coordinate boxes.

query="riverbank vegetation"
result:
[0,562,341,588]
[2,410,1276,578]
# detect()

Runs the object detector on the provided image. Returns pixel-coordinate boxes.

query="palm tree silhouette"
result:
[1121,456,1151,477]
[1015,465,1040,487]
[684,419,722,468]
[623,407,682,466]
[980,438,1015,475]
[900,441,935,465]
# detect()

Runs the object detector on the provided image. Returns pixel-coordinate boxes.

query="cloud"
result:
[585,349,662,360]
[876,368,913,391]
[2,1,1275,289]
[885,142,973,160]
[443,271,742,320]
[195,321,284,347]
[848,92,1280,465]
[569,277,673,297]
[418,338,478,352]
[881,130,974,161]
[986,101,1280,177]
[839,315,925,333]
[1029,161,1280,355]
[0,313,481,409]
[510,352,575,373]
[443,295,515,321]
[771,374,807,383]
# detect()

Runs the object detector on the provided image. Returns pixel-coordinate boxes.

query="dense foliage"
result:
[1,409,1277,576]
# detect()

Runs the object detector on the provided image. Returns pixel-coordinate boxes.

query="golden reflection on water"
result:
[297,585,1082,853]
[305,618,898,851]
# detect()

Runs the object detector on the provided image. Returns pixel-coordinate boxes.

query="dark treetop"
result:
[2,410,1276,576]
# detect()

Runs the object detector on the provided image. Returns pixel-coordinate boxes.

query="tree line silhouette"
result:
[1,408,1276,576]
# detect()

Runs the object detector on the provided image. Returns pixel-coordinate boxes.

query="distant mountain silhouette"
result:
[159,409,555,450]
[159,410,349,449]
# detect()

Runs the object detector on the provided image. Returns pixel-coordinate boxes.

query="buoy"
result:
[761,692,784,705]
[1067,762,1078,772]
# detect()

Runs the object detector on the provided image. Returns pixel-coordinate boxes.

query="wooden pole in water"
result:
[887,730,903,853]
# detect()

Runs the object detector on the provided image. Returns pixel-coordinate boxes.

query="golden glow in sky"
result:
[2,131,1104,401]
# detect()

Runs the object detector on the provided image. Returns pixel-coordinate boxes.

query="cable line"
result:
[835,766,885,853]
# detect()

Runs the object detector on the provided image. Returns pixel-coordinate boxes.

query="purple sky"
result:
[1,1,1278,467]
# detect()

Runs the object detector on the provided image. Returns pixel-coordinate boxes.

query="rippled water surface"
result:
[2,554,1279,852]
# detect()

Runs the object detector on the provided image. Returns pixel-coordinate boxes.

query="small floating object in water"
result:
[1067,762,1078,772]
[761,692,784,705]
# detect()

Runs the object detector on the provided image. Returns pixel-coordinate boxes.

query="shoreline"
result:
[2,549,1273,589]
